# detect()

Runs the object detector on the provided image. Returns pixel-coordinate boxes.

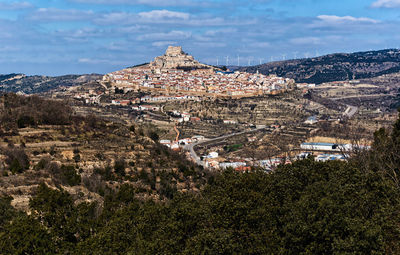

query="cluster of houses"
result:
[103,66,295,97]
[140,95,200,103]
[160,135,205,151]
[300,142,370,152]
[74,90,102,104]
[110,95,198,107]
[192,141,371,172]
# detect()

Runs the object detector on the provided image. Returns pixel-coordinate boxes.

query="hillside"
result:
[1,100,400,253]
[240,49,400,84]
[0,73,102,94]
[0,93,207,211]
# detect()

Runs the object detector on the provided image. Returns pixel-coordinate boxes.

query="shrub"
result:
[4,148,29,174]
[34,157,51,171]
[73,154,80,163]
[60,165,81,186]
[114,159,126,176]
[148,131,159,142]
[17,115,35,128]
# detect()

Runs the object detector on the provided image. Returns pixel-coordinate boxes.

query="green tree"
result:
[29,183,78,252]
[0,215,56,255]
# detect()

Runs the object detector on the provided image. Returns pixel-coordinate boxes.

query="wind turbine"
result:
[281,54,287,61]
[293,51,298,59]
[259,58,264,65]
[304,52,310,58]
[270,56,274,62]
[248,58,251,66]
[226,56,229,66]
[237,55,240,66]
[216,57,219,66]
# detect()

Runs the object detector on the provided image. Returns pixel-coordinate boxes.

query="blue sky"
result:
[1,0,400,75]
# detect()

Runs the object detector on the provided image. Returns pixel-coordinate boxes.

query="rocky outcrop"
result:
[150,46,210,70]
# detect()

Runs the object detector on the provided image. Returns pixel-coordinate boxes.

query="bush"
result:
[17,115,35,128]
[73,154,80,163]
[148,131,159,142]
[114,159,126,176]
[94,166,113,181]
[4,148,29,174]
[34,157,51,171]
[60,165,81,186]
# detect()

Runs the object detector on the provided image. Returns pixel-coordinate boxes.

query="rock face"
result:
[150,46,209,70]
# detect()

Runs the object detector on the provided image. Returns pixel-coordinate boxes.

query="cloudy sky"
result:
[1,0,400,75]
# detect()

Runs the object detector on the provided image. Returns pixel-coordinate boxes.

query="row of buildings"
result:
[103,66,295,98]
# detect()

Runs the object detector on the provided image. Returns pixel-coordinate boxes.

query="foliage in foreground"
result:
[1,113,400,253]
[0,154,399,254]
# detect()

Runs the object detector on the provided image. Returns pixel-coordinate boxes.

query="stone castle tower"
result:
[149,46,208,70]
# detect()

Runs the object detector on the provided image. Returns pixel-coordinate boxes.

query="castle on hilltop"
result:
[149,46,211,71]
[102,46,295,97]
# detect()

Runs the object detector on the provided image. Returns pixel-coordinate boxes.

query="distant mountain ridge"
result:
[240,49,400,84]
[0,73,102,94]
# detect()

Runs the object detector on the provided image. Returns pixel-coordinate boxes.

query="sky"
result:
[1,0,400,75]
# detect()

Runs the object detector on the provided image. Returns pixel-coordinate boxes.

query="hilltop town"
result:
[3,47,397,174]
[103,46,295,98]
[38,47,396,172]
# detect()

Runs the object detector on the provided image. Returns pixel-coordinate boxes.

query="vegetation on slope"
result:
[0,93,207,208]
[1,94,400,253]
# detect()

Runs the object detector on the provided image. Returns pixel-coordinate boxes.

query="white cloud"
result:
[152,41,178,47]
[95,10,191,25]
[249,42,271,48]
[0,1,33,10]
[27,8,94,22]
[116,25,147,33]
[94,10,246,27]
[70,0,213,7]
[371,0,400,8]
[317,15,378,24]
[78,58,95,63]
[52,27,105,42]
[137,30,191,40]
[290,35,344,46]
[94,12,132,25]
[0,46,19,52]
[78,57,131,65]
[193,42,226,48]
[204,28,237,36]
[290,36,322,45]
[138,10,190,20]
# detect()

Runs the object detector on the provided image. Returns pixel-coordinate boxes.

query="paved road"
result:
[183,126,269,167]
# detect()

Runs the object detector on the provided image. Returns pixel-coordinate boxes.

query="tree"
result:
[29,183,78,251]
[0,215,56,254]
[363,109,400,187]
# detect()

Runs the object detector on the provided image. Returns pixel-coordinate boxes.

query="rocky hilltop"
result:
[149,46,211,71]
[241,49,400,84]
